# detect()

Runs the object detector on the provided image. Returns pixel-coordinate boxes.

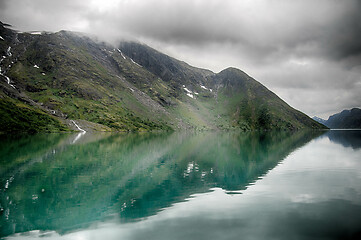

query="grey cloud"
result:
[3,0,360,65]
[323,2,361,61]
[88,0,361,66]
[0,0,90,31]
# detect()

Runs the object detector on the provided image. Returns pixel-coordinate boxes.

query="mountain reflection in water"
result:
[2,130,361,240]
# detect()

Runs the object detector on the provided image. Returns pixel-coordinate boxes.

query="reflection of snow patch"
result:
[184,161,199,176]
[5,208,9,220]
[71,120,86,144]
[72,132,86,144]
[186,162,194,174]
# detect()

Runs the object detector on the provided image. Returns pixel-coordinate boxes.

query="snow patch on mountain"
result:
[186,93,195,99]
[71,120,86,132]
[130,58,142,67]
[183,86,196,99]
[6,47,12,57]
[183,87,192,94]
[0,73,16,89]
[117,49,126,59]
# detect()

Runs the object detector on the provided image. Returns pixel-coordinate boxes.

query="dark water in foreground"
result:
[0,130,361,239]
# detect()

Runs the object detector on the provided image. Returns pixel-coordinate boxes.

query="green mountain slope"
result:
[209,68,325,130]
[119,43,326,130]
[0,21,326,133]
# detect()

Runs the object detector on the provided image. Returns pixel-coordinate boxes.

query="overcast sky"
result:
[1,0,360,118]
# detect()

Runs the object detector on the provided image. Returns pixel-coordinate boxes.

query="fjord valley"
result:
[3,1,361,239]
[0,21,325,133]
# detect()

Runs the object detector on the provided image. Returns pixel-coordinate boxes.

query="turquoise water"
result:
[1,130,361,239]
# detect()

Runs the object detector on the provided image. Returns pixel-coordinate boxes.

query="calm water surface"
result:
[0,130,361,239]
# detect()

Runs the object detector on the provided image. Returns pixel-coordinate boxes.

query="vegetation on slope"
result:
[0,98,68,133]
[209,68,327,130]
[1,28,172,132]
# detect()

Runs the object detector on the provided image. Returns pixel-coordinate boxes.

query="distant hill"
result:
[312,116,327,125]
[0,21,326,133]
[313,108,361,129]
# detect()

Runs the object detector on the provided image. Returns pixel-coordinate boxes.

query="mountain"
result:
[312,116,327,125]
[0,21,326,133]
[314,108,361,129]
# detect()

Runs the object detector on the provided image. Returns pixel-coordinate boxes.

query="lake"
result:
[1,130,361,239]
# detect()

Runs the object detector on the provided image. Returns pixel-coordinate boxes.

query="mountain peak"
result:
[219,67,249,77]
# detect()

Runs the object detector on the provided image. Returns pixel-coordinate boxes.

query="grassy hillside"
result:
[0,98,68,133]
[209,68,326,130]
[1,28,172,132]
